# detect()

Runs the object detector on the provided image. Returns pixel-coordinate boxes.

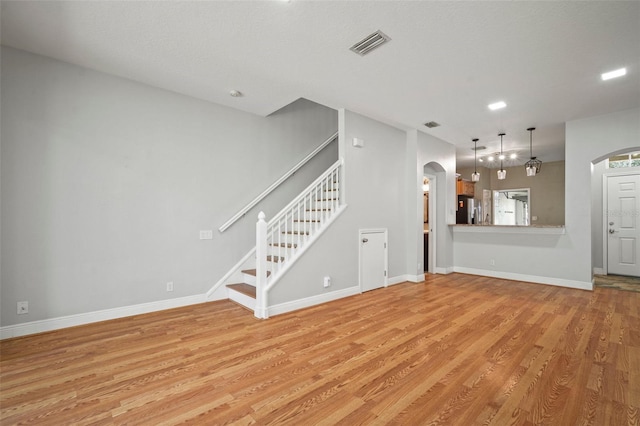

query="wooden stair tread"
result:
[266,255,285,263]
[282,231,309,235]
[241,269,271,277]
[270,242,298,248]
[226,283,256,298]
[293,219,320,223]
[306,208,331,212]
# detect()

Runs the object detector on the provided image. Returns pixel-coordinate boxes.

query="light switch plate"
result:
[199,230,213,240]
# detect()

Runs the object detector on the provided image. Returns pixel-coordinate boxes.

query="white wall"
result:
[453,107,640,289]
[269,109,408,304]
[0,47,338,326]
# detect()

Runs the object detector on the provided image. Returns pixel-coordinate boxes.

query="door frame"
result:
[358,228,388,292]
[602,170,640,274]
[424,173,437,274]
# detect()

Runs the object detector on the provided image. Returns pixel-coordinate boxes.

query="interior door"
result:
[607,174,640,276]
[360,230,387,292]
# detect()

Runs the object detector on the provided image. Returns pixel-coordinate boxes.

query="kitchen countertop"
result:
[451,224,565,234]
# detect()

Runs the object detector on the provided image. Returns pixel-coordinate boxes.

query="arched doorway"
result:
[591,147,640,278]
[423,162,446,274]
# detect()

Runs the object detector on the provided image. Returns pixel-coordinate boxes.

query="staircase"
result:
[225,158,345,318]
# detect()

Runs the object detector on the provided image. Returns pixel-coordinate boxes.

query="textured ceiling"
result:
[2,1,639,168]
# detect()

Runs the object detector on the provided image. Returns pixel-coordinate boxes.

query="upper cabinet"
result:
[457,179,475,197]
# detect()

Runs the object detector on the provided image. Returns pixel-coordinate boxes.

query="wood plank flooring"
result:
[1,273,639,425]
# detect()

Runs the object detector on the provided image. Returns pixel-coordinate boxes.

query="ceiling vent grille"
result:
[350,30,391,56]
[424,121,440,128]
[471,145,487,151]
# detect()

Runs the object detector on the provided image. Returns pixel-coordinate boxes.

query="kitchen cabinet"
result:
[457,179,475,197]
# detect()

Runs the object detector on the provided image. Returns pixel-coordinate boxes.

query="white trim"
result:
[424,173,437,274]
[268,286,361,317]
[219,132,338,233]
[435,267,454,274]
[388,275,415,285]
[453,266,593,291]
[0,294,207,339]
[593,267,605,275]
[389,274,425,283]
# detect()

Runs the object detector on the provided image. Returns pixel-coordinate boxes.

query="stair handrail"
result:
[218,131,338,233]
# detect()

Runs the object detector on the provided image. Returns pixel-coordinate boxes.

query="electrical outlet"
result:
[199,230,213,240]
[166,282,174,292]
[17,301,28,315]
[323,276,331,288]
[490,259,496,266]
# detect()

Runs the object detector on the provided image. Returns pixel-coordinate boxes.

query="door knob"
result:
[609,228,615,234]
[362,238,368,243]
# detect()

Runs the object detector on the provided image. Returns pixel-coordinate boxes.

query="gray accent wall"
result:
[1,47,337,326]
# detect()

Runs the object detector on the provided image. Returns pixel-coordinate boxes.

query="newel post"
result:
[255,211,268,319]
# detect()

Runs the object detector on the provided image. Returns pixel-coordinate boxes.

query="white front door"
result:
[360,230,387,292]
[607,174,640,276]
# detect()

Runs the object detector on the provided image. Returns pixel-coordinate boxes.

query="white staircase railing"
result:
[255,158,344,319]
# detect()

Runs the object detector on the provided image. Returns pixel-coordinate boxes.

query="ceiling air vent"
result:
[424,121,440,128]
[350,30,391,56]
[471,145,487,151]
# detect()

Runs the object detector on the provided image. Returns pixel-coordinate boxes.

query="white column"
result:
[255,211,268,319]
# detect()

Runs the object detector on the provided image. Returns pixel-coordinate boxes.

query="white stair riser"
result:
[228,288,256,311]
[242,273,256,285]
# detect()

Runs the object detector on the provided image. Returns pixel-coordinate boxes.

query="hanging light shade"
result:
[471,138,480,182]
[497,133,506,180]
[524,127,542,176]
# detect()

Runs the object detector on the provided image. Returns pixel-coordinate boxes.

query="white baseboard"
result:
[388,274,424,283]
[593,267,605,275]
[0,294,207,340]
[267,286,360,317]
[435,267,454,274]
[453,267,593,291]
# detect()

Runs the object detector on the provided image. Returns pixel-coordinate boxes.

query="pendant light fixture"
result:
[497,133,506,180]
[524,127,542,176]
[471,138,480,182]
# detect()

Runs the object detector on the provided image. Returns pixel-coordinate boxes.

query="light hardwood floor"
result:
[1,273,639,425]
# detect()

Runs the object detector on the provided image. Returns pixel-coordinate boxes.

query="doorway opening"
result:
[422,162,445,275]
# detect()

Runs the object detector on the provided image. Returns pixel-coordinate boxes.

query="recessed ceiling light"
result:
[499,154,505,160]
[478,158,484,163]
[488,156,495,162]
[229,90,243,97]
[510,153,517,160]
[601,68,627,81]
[488,101,507,110]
